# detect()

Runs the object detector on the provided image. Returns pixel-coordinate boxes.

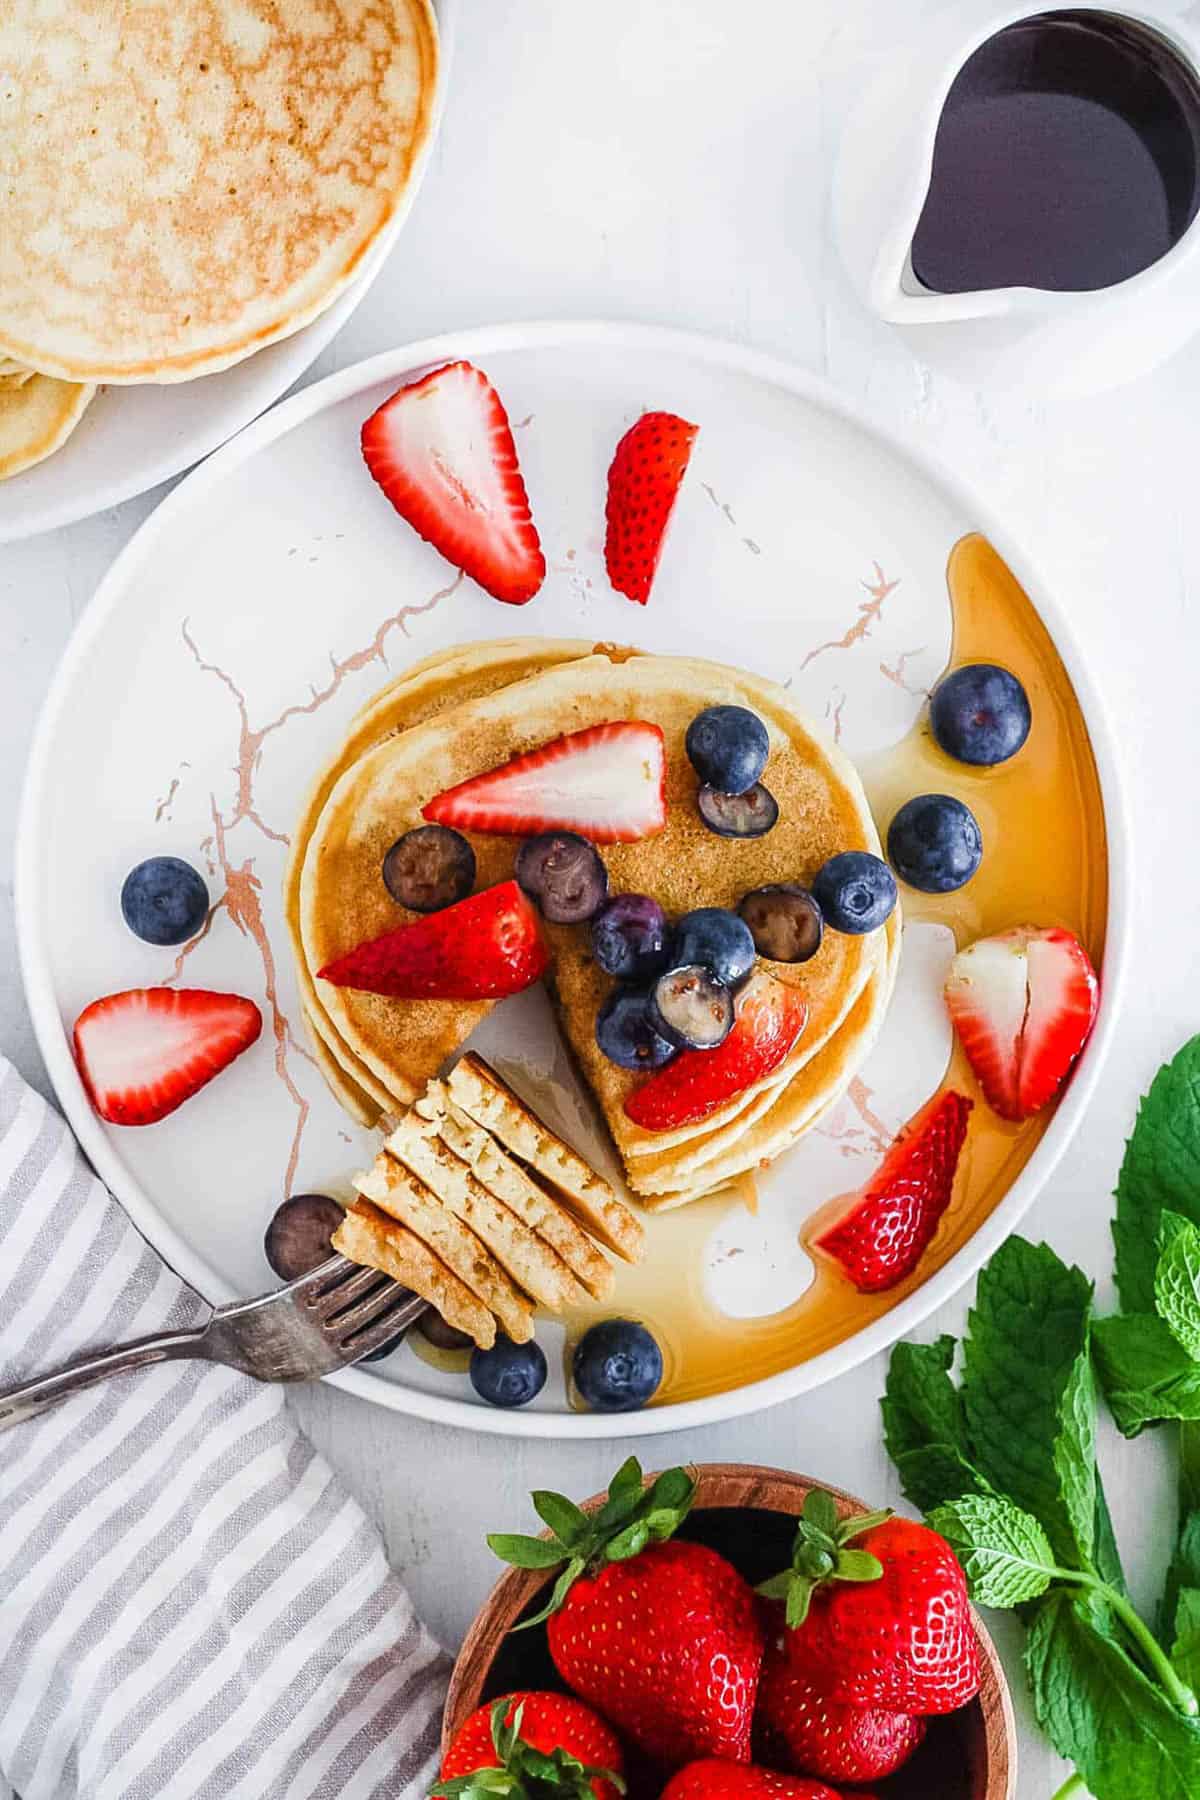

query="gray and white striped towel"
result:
[0,1056,450,1800]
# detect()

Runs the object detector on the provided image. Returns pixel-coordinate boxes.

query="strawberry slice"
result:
[73,988,262,1126]
[624,970,806,1132]
[361,360,545,605]
[944,924,1099,1121]
[812,1090,972,1292]
[423,721,666,842]
[605,410,698,604]
[318,880,549,1000]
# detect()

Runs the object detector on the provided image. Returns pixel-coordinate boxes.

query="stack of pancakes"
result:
[334,1054,644,1348]
[289,639,900,1208]
[0,0,438,477]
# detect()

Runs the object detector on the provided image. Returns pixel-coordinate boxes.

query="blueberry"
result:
[650,965,734,1050]
[930,663,1031,766]
[596,987,677,1071]
[120,856,209,946]
[515,832,609,924]
[697,782,779,839]
[686,705,770,794]
[738,884,824,962]
[591,893,670,982]
[573,1319,663,1412]
[887,795,983,894]
[670,908,756,988]
[470,1336,548,1408]
[417,1312,474,1351]
[812,852,898,934]
[264,1193,344,1281]
[382,825,475,912]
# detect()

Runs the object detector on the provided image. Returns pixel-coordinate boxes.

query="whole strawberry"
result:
[755,1633,925,1783]
[756,1489,980,1715]
[488,1459,764,1768]
[658,1758,842,1800]
[434,1692,625,1800]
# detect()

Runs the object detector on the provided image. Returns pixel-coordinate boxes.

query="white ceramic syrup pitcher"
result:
[833,0,1200,394]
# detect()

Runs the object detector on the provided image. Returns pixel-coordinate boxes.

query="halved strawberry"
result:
[812,1089,972,1292]
[944,924,1099,1121]
[73,988,262,1126]
[423,721,666,842]
[605,410,698,604]
[361,361,545,605]
[624,970,806,1132]
[317,880,548,1000]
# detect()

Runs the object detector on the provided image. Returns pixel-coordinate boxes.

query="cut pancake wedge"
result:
[383,1109,587,1311]
[354,1153,535,1343]
[446,1055,643,1262]
[333,1200,496,1348]
[415,1082,614,1299]
[0,372,94,481]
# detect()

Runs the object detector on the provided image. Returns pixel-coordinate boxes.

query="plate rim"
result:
[0,0,456,546]
[15,317,1132,1439]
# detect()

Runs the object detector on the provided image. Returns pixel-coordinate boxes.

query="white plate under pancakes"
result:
[0,0,455,545]
[17,321,1128,1437]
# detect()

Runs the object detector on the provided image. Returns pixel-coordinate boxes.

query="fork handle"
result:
[0,1326,211,1430]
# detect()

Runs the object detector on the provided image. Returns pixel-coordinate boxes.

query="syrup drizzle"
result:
[559,534,1108,1408]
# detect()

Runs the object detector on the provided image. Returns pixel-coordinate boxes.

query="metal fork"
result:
[0,1256,429,1430]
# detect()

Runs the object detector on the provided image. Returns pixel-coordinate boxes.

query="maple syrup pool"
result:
[559,534,1108,1408]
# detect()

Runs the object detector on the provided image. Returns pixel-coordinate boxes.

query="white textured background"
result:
[1,4,1188,1791]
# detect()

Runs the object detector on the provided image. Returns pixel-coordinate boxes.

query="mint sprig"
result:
[430,1699,625,1800]
[487,1458,695,1630]
[883,1220,1200,1800]
[755,1487,890,1627]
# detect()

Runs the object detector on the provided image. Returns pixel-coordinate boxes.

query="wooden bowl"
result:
[443,1463,1016,1800]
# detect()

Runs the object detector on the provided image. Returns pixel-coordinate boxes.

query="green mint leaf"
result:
[889,1443,992,1516]
[1114,1037,1200,1315]
[593,1457,645,1532]
[930,1494,1058,1609]
[486,1532,568,1570]
[531,1490,591,1550]
[963,1237,1096,1567]
[1158,1213,1200,1362]
[1027,1588,1200,1799]
[1173,1588,1200,1693]
[1093,1313,1200,1436]
[882,1334,969,1457]
[1093,1472,1128,1596]
[1163,1510,1200,1642]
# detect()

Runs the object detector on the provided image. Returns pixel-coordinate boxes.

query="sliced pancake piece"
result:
[354,1152,534,1343]
[333,1200,495,1348]
[384,1111,586,1311]
[447,1055,644,1263]
[416,1081,614,1300]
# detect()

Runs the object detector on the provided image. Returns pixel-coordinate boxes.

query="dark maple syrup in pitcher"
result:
[911,10,1200,294]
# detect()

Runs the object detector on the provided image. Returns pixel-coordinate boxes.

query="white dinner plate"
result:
[16,321,1129,1437]
[0,0,455,546]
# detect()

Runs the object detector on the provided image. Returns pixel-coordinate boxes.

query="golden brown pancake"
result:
[300,648,885,1196]
[0,0,438,383]
[0,372,95,481]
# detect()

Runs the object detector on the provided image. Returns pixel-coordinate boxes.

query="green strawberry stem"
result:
[754,1489,891,1627]
[430,1699,626,1800]
[1044,1564,1199,1717]
[486,1458,696,1631]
